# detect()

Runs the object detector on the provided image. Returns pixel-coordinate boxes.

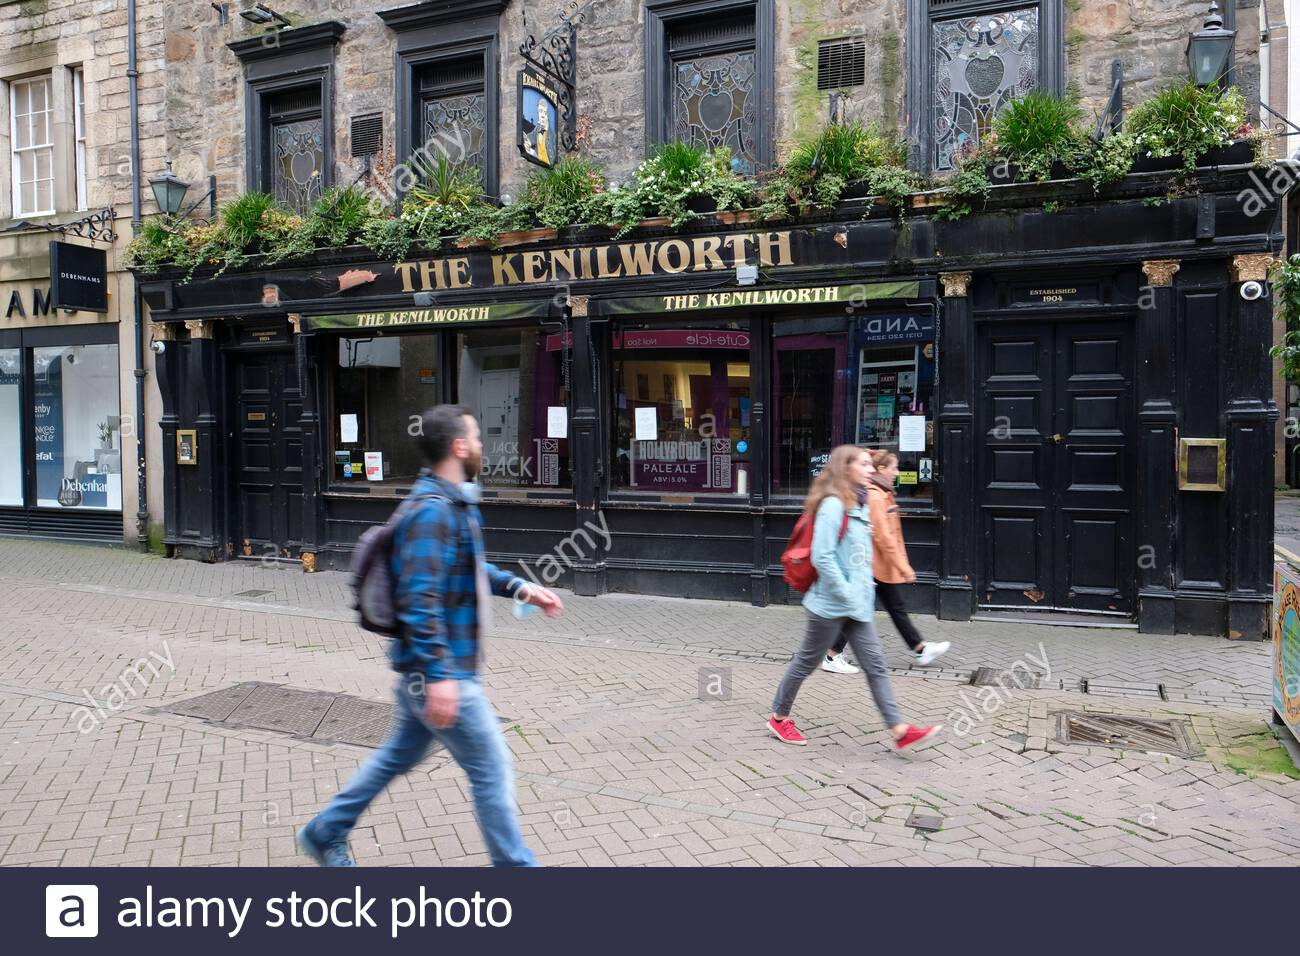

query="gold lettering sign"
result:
[394,230,795,292]
[247,412,267,422]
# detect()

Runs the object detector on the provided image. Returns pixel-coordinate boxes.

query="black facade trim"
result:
[227,21,346,67]
[906,0,1064,173]
[644,0,775,171]
[376,1,508,34]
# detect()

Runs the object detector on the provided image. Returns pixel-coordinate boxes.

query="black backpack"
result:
[350,493,445,635]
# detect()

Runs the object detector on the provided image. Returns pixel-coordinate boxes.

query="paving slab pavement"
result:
[0,538,1298,867]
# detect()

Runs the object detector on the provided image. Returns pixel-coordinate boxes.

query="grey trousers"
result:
[771,611,904,728]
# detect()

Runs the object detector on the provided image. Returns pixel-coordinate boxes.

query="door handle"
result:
[1051,433,1062,444]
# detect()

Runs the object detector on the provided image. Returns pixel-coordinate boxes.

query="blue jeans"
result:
[311,674,535,867]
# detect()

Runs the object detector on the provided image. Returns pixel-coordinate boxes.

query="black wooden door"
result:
[232,352,303,556]
[976,320,1135,613]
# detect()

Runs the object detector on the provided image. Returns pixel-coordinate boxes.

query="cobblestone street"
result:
[1,538,1298,867]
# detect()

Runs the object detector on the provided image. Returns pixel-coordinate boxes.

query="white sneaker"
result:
[914,641,951,666]
[822,654,860,674]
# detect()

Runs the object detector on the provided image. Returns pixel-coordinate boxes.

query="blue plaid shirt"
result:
[389,471,524,681]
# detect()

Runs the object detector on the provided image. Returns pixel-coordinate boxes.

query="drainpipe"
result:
[128,0,148,551]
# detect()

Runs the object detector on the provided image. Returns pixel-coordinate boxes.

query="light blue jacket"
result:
[801,494,876,622]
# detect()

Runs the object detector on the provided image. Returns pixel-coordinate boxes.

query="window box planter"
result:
[495,227,558,247]
[684,194,719,215]
[1130,140,1255,174]
[715,209,756,226]
[988,160,1075,185]
[453,236,494,250]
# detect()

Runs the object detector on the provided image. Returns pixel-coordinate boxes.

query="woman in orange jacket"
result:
[822,448,951,673]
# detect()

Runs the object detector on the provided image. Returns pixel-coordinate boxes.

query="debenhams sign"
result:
[391,229,797,291]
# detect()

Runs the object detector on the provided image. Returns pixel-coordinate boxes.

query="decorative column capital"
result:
[1141,259,1180,288]
[288,313,303,334]
[940,272,972,298]
[150,322,178,341]
[567,295,589,317]
[1231,254,1276,284]
[183,320,213,340]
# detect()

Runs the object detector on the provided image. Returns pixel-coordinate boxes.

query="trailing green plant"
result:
[408,154,483,210]
[361,214,417,260]
[123,217,191,274]
[606,143,753,236]
[991,89,1087,181]
[778,121,910,208]
[1271,255,1300,380]
[933,147,994,221]
[1074,130,1138,193]
[1126,80,1256,174]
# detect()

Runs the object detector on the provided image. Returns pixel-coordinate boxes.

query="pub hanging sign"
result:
[49,240,109,313]
[518,67,560,168]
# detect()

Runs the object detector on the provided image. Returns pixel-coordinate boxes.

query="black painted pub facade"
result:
[139,165,1285,639]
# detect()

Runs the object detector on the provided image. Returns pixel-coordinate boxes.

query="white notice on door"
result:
[899,415,926,452]
[635,406,658,441]
[364,451,384,481]
[547,406,568,439]
[340,414,358,444]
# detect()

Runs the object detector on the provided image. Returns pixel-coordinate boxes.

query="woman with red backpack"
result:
[768,444,940,750]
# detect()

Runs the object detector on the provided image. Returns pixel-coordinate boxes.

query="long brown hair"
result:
[871,449,897,470]
[804,445,870,514]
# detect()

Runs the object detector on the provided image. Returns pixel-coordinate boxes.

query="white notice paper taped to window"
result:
[340,414,358,444]
[635,406,658,441]
[547,406,568,439]
[364,451,384,481]
[899,415,926,452]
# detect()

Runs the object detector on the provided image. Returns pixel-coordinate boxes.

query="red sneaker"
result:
[767,716,807,745]
[895,724,941,751]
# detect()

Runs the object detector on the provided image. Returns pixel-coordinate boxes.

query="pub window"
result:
[772,325,849,498]
[416,56,488,185]
[914,0,1062,173]
[331,333,442,492]
[852,316,936,501]
[263,84,326,213]
[611,320,752,496]
[457,327,571,491]
[10,75,55,217]
[647,0,773,174]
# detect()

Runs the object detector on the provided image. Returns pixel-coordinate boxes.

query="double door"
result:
[975,319,1135,614]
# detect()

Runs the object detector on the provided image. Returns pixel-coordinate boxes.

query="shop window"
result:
[457,327,571,490]
[417,56,488,185]
[331,333,441,492]
[32,344,121,511]
[646,0,773,174]
[0,348,20,506]
[10,75,55,216]
[772,330,848,497]
[264,84,326,213]
[853,320,937,500]
[911,0,1062,173]
[611,322,752,495]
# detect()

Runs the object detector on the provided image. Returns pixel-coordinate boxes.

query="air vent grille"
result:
[817,37,866,91]
[350,113,383,158]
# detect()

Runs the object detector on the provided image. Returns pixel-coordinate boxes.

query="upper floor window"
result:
[265,85,325,212]
[909,0,1062,173]
[646,0,774,173]
[11,76,54,216]
[417,56,488,183]
[73,67,86,210]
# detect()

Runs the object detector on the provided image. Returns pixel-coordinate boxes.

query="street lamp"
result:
[148,161,217,219]
[1187,1,1236,88]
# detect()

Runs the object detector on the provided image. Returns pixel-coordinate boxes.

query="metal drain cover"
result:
[233,589,273,598]
[157,682,259,721]
[315,695,395,748]
[906,811,944,832]
[1054,712,1195,756]
[971,666,1042,690]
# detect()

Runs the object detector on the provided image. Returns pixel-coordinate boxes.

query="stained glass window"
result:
[271,118,324,212]
[931,6,1039,172]
[671,51,757,174]
[422,93,487,182]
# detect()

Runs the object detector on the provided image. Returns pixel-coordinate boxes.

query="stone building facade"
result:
[0,0,167,547]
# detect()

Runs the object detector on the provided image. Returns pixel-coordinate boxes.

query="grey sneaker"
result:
[297,822,357,867]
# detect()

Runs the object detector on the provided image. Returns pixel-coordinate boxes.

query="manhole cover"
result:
[233,589,273,598]
[157,682,259,721]
[1054,712,1195,756]
[314,695,395,748]
[971,666,1042,690]
[224,684,336,736]
[906,811,944,832]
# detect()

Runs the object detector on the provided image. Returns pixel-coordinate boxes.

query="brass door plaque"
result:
[176,429,198,466]
[1178,438,1225,492]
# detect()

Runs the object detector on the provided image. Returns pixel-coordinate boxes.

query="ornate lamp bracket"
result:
[519,3,590,151]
